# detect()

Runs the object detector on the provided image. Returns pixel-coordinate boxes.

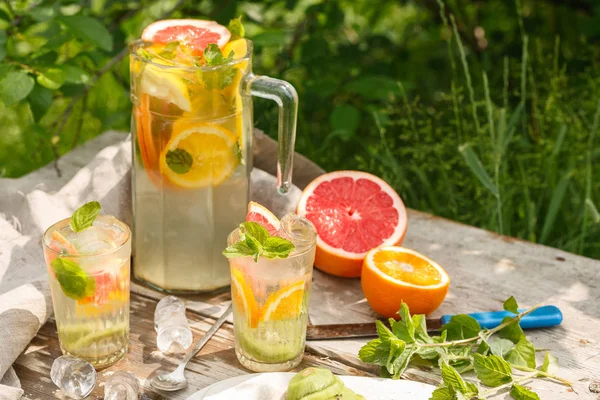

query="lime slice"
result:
[59,323,128,350]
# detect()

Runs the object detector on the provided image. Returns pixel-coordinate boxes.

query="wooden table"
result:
[13,131,600,399]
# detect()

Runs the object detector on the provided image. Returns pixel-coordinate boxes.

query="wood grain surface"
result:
[13,130,600,399]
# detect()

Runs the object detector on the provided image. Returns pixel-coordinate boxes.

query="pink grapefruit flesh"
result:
[141,19,231,54]
[297,171,407,277]
[246,201,280,236]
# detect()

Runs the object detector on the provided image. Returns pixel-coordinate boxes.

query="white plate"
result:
[185,372,436,400]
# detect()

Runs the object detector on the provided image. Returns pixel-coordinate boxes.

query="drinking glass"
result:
[42,215,131,368]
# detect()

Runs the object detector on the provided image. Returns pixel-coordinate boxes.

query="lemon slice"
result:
[140,64,191,112]
[160,122,237,188]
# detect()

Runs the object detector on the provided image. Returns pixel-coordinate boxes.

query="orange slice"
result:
[160,121,237,188]
[361,247,449,317]
[231,268,259,328]
[261,280,305,322]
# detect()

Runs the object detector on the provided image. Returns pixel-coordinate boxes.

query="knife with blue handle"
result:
[306,305,562,340]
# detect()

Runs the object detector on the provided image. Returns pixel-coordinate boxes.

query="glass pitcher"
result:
[129,39,298,293]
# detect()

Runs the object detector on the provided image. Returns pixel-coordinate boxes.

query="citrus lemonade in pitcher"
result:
[129,19,298,293]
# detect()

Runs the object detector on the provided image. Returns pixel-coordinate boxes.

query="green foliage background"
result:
[1,0,599,258]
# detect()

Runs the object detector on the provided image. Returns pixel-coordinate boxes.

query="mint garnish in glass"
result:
[223,222,295,262]
[70,201,102,232]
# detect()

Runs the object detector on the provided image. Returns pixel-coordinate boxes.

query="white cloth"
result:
[0,131,301,399]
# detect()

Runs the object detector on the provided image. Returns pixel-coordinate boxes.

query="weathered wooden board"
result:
[12,131,600,399]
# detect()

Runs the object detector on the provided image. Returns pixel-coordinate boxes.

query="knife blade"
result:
[306,305,562,340]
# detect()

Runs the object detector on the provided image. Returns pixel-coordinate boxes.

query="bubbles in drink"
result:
[104,371,139,400]
[51,355,96,399]
[154,296,193,352]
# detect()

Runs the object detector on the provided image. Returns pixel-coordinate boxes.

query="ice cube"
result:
[278,213,317,253]
[104,371,139,400]
[70,226,116,255]
[154,296,193,353]
[51,355,96,399]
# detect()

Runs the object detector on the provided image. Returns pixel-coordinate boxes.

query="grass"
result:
[355,3,600,259]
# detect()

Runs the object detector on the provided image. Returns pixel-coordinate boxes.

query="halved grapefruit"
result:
[141,19,231,55]
[246,201,280,236]
[297,171,407,278]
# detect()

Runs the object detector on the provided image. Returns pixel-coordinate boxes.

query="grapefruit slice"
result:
[246,201,280,235]
[141,19,231,55]
[297,171,407,278]
[362,246,449,317]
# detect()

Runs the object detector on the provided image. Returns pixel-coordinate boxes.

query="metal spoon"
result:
[150,304,233,392]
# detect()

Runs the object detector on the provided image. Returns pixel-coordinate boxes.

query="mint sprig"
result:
[70,201,101,232]
[358,297,572,400]
[222,221,295,262]
[51,258,95,300]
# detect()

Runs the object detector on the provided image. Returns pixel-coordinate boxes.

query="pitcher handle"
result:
[244,73,298,194]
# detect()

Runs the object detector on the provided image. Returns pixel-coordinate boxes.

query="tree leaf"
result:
[28,83,54,121]
[540,352,558,374]
[58,15,113,51]
[0,70,35,107]
[329,104,361,140]
[506,339,536,368]
[37,67,66,90]
[345,75,403,100]
[489,338,515,358]
[510,384,540,400]
[504,296,519,314]
[458,143,498,198]
[499,316,526,343]
[440,314,481,340]
[473,353,513,387]
[61,64,91,85]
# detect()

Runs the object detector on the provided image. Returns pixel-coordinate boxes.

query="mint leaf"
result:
[440,314,481,340]
[204,43,226,65]
[440,362,479,397]
[392,302,416,343]
[240,221,269,244]
[137,47,152,60]
[234,141,243,164]
[499,316,526,343]
[540,352,558,374]
[70,201,102,232]
[358,338,388,364]
[262,236,295,258]
[510,384,540,400]
[429,387,454,400]
[489,338,514,358]
[228,16,245,40]
[473,353,513,387]
[222,241,255,258]
[51,258,95,300]
[159,41,179,59]
[389,344,417,378]
[504,296,519,314]
[506,339,536,368]
[166,149,193,174]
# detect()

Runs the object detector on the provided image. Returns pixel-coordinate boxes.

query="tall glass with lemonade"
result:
[42,202,131,368]
[129,18,299,293]
[224,204,317,372]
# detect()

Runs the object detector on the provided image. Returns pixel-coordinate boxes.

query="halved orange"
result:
[261,280,305,322]
[231,268,259,328]
[160,121,237,188]
[361,247,449,317]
